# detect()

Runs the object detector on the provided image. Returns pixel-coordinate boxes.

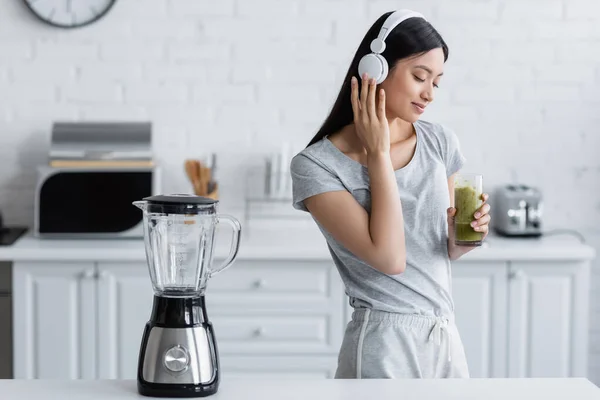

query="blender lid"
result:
[143,194,218,205]
[140,194,218,214]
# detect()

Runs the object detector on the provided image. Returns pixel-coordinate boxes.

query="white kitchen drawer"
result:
[219,355,337,379]
[210,312,341,354]
[207,260,342,310]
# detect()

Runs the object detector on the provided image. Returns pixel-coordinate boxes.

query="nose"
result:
[421,87,433,103]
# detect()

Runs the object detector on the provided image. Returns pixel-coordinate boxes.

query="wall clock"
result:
[23,0,118,29]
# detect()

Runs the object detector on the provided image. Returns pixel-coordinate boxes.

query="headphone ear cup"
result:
[358,53,384,83]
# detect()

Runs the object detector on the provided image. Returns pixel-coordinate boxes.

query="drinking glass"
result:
[454,173,484,246]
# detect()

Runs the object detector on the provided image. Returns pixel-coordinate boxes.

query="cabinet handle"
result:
[509,269,525,280]
[252,327,265,337]
[81,269,95,279]
[253,279,266,289]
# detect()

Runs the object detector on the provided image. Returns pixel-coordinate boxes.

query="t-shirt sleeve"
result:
[442,125,467,177]
[290,153,347,212]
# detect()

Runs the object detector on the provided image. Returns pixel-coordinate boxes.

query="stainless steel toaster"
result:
[33,121,161,239]
[492,184,543,237]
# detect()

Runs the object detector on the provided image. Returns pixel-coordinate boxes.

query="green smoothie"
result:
[454,185,483,245]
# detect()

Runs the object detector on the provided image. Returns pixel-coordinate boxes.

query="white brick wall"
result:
[0,0,599,382]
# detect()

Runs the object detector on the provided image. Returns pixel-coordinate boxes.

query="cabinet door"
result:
[12,262,97,379]
[451,261,508,378]
[96,262,153,379]
[508,261,590,378]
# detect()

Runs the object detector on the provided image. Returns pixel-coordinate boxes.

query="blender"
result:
[133,194,241,397]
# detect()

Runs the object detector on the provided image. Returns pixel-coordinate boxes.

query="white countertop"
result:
[0,228,596,262]
[0,378,599,399]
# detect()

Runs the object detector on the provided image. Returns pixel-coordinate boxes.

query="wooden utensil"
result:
[185,159,204,195]
[196,164,206,196]
[184,159,218,198]
[203,166,212,193]
[185,160,197,188]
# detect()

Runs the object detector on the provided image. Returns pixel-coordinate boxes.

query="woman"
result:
[289,10,491,379]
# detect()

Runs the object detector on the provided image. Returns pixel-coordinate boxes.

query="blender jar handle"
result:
[209,214,242,278]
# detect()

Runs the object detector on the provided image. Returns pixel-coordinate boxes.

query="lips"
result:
[412,102,426,113]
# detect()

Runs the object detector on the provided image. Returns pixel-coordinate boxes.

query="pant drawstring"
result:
[428,317,452,362]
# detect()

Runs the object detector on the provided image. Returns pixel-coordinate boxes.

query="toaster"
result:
[492,184,543,237]
[34,121,161,239]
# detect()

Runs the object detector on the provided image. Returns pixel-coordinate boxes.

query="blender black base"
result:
[137,295,220,398]
[138,380,219,398]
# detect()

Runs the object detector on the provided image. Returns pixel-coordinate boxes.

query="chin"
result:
[387,108,419,123]
[396,110,421,124]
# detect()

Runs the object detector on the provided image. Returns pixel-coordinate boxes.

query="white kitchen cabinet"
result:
[95,262,153,379]
[94,259,344,379]
[12,262,97,379]
[207,260,345,355]
[451,261,508,378]
[507,261,590,378]
[10,254,593,381]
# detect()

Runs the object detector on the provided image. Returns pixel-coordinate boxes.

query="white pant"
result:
[335,308,470,379]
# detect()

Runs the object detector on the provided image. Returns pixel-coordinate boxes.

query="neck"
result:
[345,117,416,153]
[388,117,415,144]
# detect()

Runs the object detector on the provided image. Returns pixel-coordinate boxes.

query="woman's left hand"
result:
[471,193,491,240]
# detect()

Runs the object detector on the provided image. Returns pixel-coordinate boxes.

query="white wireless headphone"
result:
[358,9,427,84]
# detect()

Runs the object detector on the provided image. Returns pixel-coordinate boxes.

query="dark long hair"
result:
[306,11,449,147]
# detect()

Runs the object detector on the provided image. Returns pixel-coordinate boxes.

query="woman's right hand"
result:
[350,73,390,154]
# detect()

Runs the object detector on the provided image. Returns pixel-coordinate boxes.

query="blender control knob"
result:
[164,345,189,373]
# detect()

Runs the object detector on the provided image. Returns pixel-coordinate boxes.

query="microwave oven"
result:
[34,166,161,239]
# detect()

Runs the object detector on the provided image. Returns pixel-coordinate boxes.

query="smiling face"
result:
[379,48,445,122]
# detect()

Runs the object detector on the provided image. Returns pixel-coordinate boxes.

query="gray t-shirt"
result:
[290,119,466,318]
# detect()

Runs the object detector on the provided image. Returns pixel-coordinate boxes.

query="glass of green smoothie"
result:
[454,173,484,246]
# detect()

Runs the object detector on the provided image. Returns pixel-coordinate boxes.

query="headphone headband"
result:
[370,9,427,54]
[358,9,428,84]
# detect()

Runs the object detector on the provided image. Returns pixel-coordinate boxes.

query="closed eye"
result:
[413,75,440,88]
